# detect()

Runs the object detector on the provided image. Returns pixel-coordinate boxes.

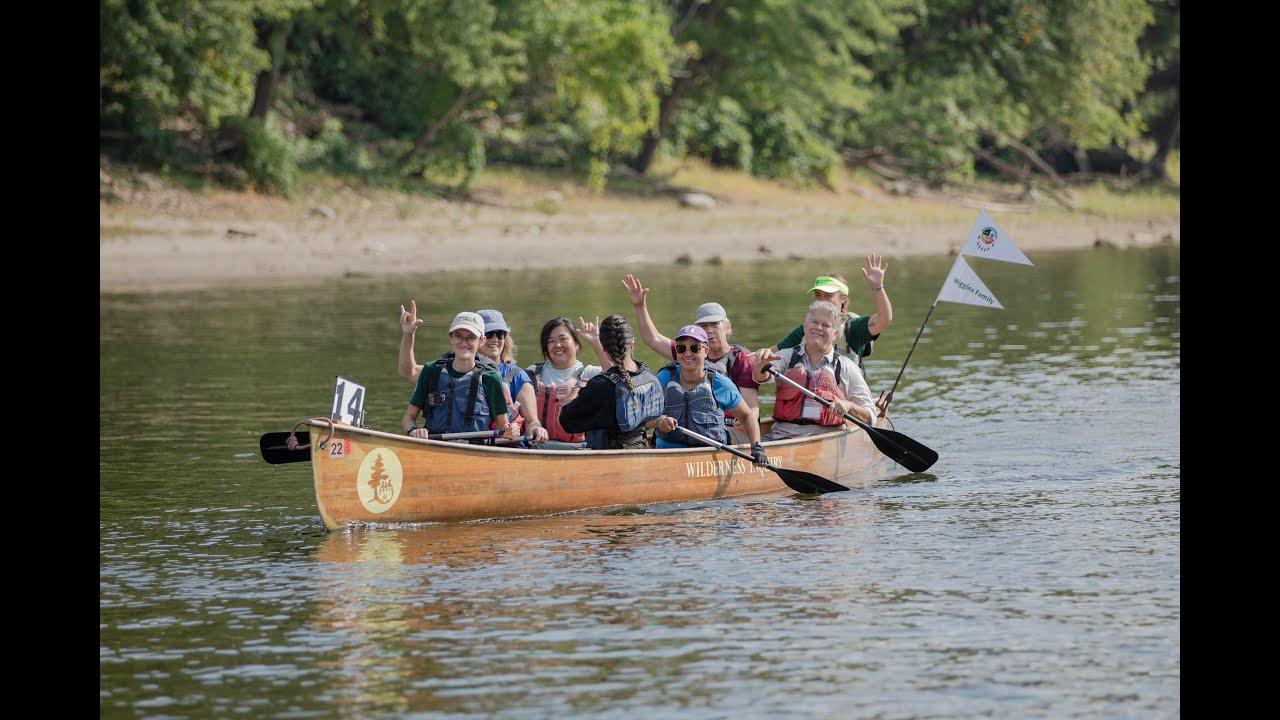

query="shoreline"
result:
[99,179,1180,295]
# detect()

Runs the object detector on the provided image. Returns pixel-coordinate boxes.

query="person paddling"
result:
[649,325,768,467]
[401,312,517,443]
[752,300,876,441]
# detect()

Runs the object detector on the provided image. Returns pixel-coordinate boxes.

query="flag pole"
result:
[876,254,965,418]
[876,302,934,419]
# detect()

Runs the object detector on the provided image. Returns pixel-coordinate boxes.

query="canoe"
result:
[291,416,895,530]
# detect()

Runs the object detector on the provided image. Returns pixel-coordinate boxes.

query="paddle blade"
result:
[259,431,312,465]
[866,427,938,473]
[773,466,849,494]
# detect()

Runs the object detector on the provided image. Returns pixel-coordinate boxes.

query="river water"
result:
[100,245,1180,718]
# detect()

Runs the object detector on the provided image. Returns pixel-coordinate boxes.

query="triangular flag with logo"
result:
[936,255,1004,309]
[960,208,1033,265]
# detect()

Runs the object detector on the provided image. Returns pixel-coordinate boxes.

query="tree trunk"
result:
[399,90,476,166]
[1145,91,1179,180]
[249,23,289,121]
[627,0,725,175]
[629,73,695,174]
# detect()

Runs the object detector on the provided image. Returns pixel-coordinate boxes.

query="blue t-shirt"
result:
[653,365,744,449]
[496,361,532,418]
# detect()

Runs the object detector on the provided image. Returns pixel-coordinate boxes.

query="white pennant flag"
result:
[960,208,1034,265]
[937,256,1004,309]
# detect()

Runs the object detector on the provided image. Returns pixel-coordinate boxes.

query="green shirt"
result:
[410,361,509,416]
[777,314,876,362]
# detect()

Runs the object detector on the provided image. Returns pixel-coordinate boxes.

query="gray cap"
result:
[693,302,727,324]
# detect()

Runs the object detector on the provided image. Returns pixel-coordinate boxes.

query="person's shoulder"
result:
[479,364,504,380]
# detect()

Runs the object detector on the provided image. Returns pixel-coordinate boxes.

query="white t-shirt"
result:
[526,360,602,386]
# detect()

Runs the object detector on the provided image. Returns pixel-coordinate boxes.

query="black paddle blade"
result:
[259,431,312,465]
[773,466,850,494]
[865,427,938,473]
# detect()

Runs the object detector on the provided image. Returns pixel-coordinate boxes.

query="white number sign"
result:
[331,376,367,426]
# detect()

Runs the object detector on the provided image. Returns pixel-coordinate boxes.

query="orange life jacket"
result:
[771,352,850,426]
[529,364,585,443]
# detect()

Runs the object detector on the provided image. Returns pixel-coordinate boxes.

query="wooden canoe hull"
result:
[305,419,893,529]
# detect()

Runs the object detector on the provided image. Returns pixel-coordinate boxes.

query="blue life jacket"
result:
[584,363,665,450]
[423,353,496,436]
[655,362,725,446]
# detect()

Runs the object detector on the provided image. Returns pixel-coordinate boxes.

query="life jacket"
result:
[655,362,725,446]
[583,363,665,450]
[771,349,852,426]
[706,343,750,421]
[527,362,585,443]
[423,353,497,437]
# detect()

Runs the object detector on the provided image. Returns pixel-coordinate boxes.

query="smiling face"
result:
[543,322,581,370]
[802,305,839,354]
[449,329,481,361]
[480,330,507,362]
[675,336,708,377]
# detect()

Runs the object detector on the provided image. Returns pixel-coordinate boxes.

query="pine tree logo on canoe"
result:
[357,449,403,513]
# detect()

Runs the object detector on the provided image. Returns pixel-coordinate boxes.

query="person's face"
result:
[698,320,730,355]
[812,290,846,312]
[481,330,507,360]
[545,325,580,368]
[675,337,707,374]
[803,312,838,352]
[449,329,480,359]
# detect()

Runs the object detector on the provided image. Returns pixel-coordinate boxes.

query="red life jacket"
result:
[529,363,585,443]
[771,351,849,426]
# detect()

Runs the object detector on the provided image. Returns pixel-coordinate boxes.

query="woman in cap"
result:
[475,308,548,446]
[401,311,518,442]
[770,255,893,374]
[649,325,767,466]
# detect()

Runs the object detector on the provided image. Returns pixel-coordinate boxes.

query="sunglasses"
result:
[449,333,478,343]
[675,343,704,354]
[485,330,507,340]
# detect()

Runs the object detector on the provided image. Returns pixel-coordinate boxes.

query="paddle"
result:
[259,429,537,465]
[763,366,938,473]
[675,425,849,494]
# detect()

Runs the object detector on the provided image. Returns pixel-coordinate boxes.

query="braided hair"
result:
[598,314,636,394]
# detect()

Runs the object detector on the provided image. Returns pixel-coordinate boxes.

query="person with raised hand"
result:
[770,255,893,375]
[402,311,517,443]
[622,274,760,410]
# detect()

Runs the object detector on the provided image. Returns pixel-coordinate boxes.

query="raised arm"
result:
[577,316,612,371]
[862,255,893,337]
[622,274,674,361]
[399,300,425,384]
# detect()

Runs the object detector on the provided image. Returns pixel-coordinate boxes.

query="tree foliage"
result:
[100,0,1178,195]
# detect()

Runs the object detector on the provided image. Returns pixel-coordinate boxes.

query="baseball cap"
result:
[808,275,849,295]
[693,302,727,324]
[448,311,485,338]
[674,324,709,343]
[476,308,510,334]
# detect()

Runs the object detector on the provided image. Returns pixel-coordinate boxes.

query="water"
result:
[100,245,1180,718]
